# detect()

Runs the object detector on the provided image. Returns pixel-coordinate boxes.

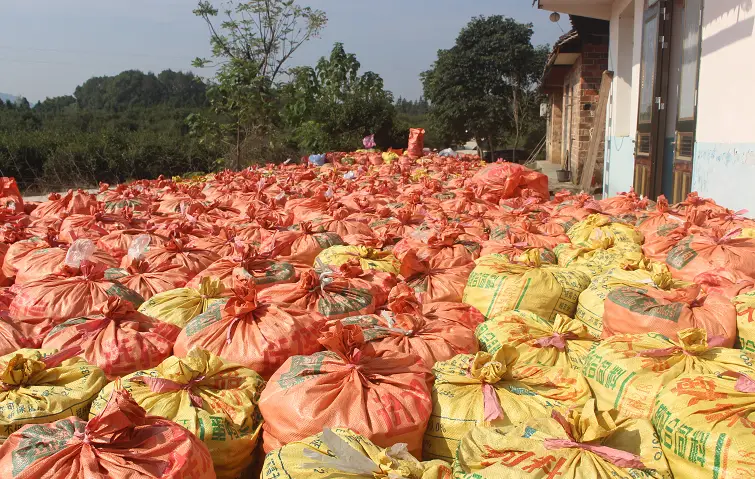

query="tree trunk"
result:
[488,137,495,163]
[235,119,241,171]
[473,132,483,160]
[512,82,520,164]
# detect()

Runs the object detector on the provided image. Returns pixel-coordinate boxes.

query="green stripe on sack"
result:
[713,433,728,479]
[484,276,507,318]
[514,278,532,310]
[613,371,637,409]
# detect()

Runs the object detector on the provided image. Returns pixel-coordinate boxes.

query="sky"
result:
[0,0,565,103]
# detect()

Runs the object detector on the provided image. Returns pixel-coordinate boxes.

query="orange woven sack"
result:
[10,259,144,345]
[0,177,23,211]
[42,296,180,379]
[186,243,296,293]
[471,163,549,200]
[29,189,98,220]
[14,241,118,285]
[260,222,343,267]
[258,265,387,320]
[641,222,692,262]
[311,208,374,237]
[141,238,220,277]
[258,322,433,457]
[2,236,46,281]
[370,207,425,239]
[421,301,485,331]
[507,220,570,249]
[636,195,694,239]
[666,228,755,281]
[602,284,737,347]
[105,259,190,300]
[704,206,755,231]
[174,274,326,379]
[399,249,473,303]
[284,192,330,223]
[187,227,244,258]
[341,284,479,367]
[674,192,727,216]
[694,267,755,299]
[407,128,426,159]
[392,227,480,269]
[0,319,25,356]
[0,385,216,479]
[479,239,556,264]
[96,229,168,261]
[58,212,129,244]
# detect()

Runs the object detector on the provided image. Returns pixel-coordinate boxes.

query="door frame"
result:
[672,0,704,202]
[562,81,573,170]
[635,0,674,198]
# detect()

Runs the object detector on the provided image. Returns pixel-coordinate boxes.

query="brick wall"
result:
[565,57,582,178]
[562,41,609,185]
[548,91,563,165]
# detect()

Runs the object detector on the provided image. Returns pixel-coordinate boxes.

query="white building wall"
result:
[604,0,641,197]
[692,0,755,211]
[548,0,755,208]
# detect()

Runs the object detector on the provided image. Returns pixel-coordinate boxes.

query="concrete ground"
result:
[537,159,584,196]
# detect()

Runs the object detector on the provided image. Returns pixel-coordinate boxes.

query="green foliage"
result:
[74,70,207,111]
[190,0,327,167]
[0,0,465,189]
[422,16,548,154]
[282,43,396,153]
[395,97,429,116]
[0,70,218,191]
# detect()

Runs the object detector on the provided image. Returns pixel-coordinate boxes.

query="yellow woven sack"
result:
[476,311,598,371]
[90,348,265,479]
[739,228,755,238]
[583,328,755,420]
[652,371,755,479]
[734,290,755,353]
[454,399,671,479]
[262,427,452,479]
[315,245,400,275]
[137,276,226,328]
[463,254,590,320]
[423,348,592,462]
[0,348,106,444]
[554,241,644,278]
[567,214,644,248]
[575,261,689,338]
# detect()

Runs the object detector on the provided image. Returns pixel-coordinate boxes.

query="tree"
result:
[282,43,395,153]
[35,96,77,114]
[0,69,218,190]
[395,97,429,116]
[422,16,547,159]
[74,70,207,111]
[190,0,327,168]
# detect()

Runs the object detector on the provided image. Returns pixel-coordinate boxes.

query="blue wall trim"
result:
[662,137,675,199]
[605,135,635,197]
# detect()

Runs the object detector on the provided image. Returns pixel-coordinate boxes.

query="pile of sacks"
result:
[0,155,752,478]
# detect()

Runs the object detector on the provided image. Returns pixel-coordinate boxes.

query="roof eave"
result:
[536,1,612,21]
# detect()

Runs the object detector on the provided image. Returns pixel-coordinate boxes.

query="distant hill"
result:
[0,93,18,104]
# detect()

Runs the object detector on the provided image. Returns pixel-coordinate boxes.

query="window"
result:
[638,12,659,124]
[678,0,702,122]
